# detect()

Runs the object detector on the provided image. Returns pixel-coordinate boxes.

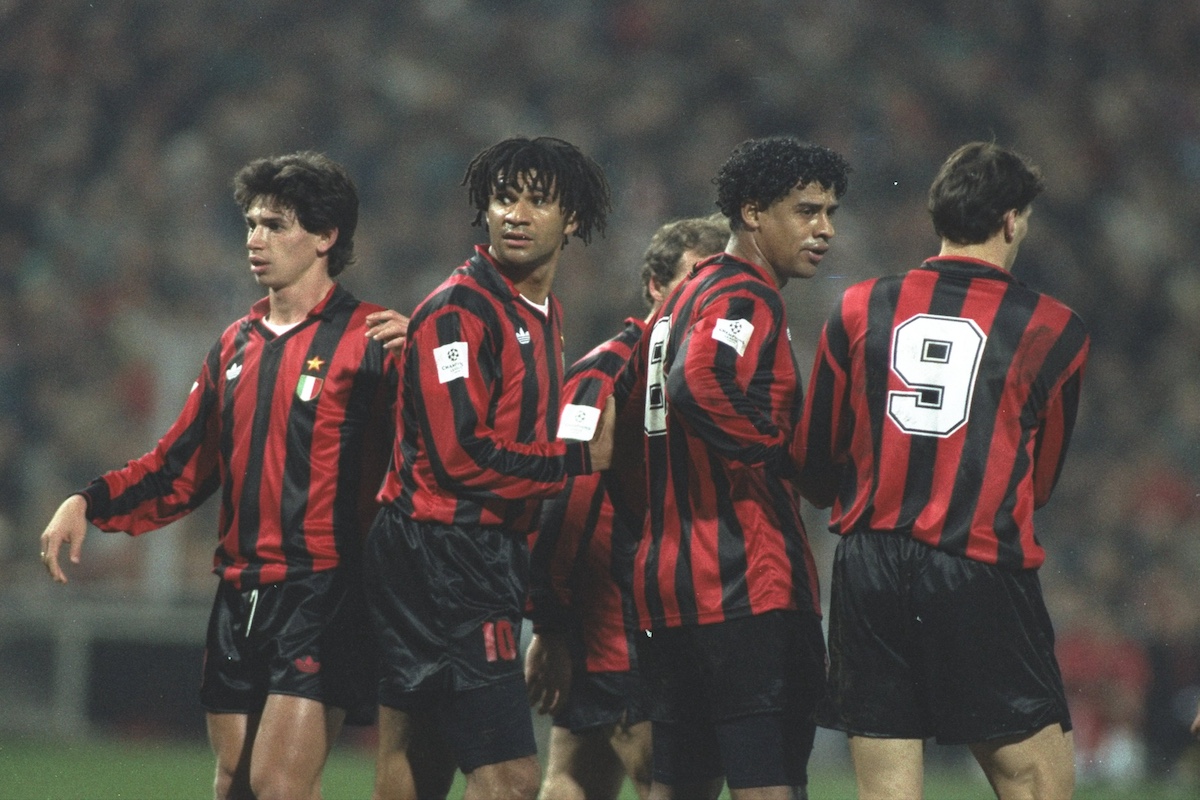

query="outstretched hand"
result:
[365,309,410,354]
[39,494,89,584]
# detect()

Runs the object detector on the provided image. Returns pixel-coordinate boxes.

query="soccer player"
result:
[38,152,399,800]
[794,141,1090,800]
[625,136,851,800]
[525,215,731,800]
[364,136,615,800]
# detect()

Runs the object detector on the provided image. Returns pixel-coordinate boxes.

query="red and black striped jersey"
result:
[627,253,822,630]
[528,318,646,673]
[794,256,1090,570]
[80,284,398,589]
[379,246,590,534]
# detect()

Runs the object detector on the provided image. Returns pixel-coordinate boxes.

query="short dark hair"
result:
[463,136,612,244]
[639,214,729,307]
[928,142,1045,245]
[714,136,851,230]
[233,152,359,277]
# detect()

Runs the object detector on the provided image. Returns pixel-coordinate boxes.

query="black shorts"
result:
[364,506,529,704]
[199,569,377,725]
[819,532,1072,745]
[552,668,649,734]
[636,610,827,789]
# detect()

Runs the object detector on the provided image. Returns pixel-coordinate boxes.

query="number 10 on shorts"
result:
[482,619,518,662]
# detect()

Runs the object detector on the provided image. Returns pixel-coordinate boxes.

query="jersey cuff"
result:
[564,441,591,477]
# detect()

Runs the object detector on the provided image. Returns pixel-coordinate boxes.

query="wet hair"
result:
[463,136,612,244]
[928,141,1045,245]
[233,151,359,277]
[639,214,729,307]
[714,136,851,230]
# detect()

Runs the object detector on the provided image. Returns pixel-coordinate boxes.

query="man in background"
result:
[525,214,731,800]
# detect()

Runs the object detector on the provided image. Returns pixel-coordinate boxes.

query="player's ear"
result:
[316,228,339,256]
[1002,210,1017,243]
[739,201,761,231]
[563,213,579,239]
[648,277,668,305]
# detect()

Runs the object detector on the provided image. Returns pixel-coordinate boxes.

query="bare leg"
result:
[608,719,653,800]
[539,724,625,800]
[848,736,924,800]
[207,711,256,800]
[463,754,541,800]
[249,693,344,800]
[969,724,1075,800]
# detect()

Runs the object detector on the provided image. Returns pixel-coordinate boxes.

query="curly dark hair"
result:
[639,214,729,307]
[233,152,359,277]
[463,136,612,244]
[928,141,1045,245]
[713,136,851,230]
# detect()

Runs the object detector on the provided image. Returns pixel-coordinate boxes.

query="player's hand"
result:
[365,309,410,354]
[1191,700,1200,739]
[524,631,572,715]
[39,494,89,584]
[587,396,617,472]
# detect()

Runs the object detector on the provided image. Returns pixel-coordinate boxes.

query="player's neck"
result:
[267,270,336,326]
[939,238,1014,272]
[503,257,559,306]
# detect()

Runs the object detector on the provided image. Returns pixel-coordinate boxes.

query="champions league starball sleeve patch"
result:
[434,341,470,383]
[712,317,754,356]
[557,403,601,440]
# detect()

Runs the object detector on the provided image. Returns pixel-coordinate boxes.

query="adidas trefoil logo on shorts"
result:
[294,655,321,674]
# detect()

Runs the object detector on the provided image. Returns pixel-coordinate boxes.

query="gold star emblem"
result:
[306,356,325,372]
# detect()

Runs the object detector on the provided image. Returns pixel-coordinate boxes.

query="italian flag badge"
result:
[296,375,324,401]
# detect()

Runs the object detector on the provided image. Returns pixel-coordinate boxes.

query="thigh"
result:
[207,711,255,799]
[847,736,925,800]
[542,725,626,800]
[250,694,344,792]
[608,720,653,798]
[969,724,1075,800]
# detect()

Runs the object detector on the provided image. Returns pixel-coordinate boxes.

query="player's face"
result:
[752,181,838,287]
[485,172,579,274]
[245,201,333,290]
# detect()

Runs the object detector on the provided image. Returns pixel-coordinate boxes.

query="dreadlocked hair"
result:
[463,137,611,244]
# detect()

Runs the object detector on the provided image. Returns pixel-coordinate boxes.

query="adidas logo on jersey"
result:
[516,328,531,345]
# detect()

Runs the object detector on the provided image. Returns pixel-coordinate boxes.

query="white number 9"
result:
[887,314,986,437]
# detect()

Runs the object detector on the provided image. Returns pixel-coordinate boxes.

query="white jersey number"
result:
[644,315,672,436]
[887,314,986,437]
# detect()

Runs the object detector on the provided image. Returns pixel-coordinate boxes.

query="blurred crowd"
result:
[2,0,1198,785]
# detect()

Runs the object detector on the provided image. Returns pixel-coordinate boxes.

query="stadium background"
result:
[1,0,1198,795]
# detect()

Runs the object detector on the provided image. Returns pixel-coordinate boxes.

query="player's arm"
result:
[1032,335,1089,508]
[40,354,223,583]
[411,309,595,501]
[794,306,853,508]
[666,287,790,467]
